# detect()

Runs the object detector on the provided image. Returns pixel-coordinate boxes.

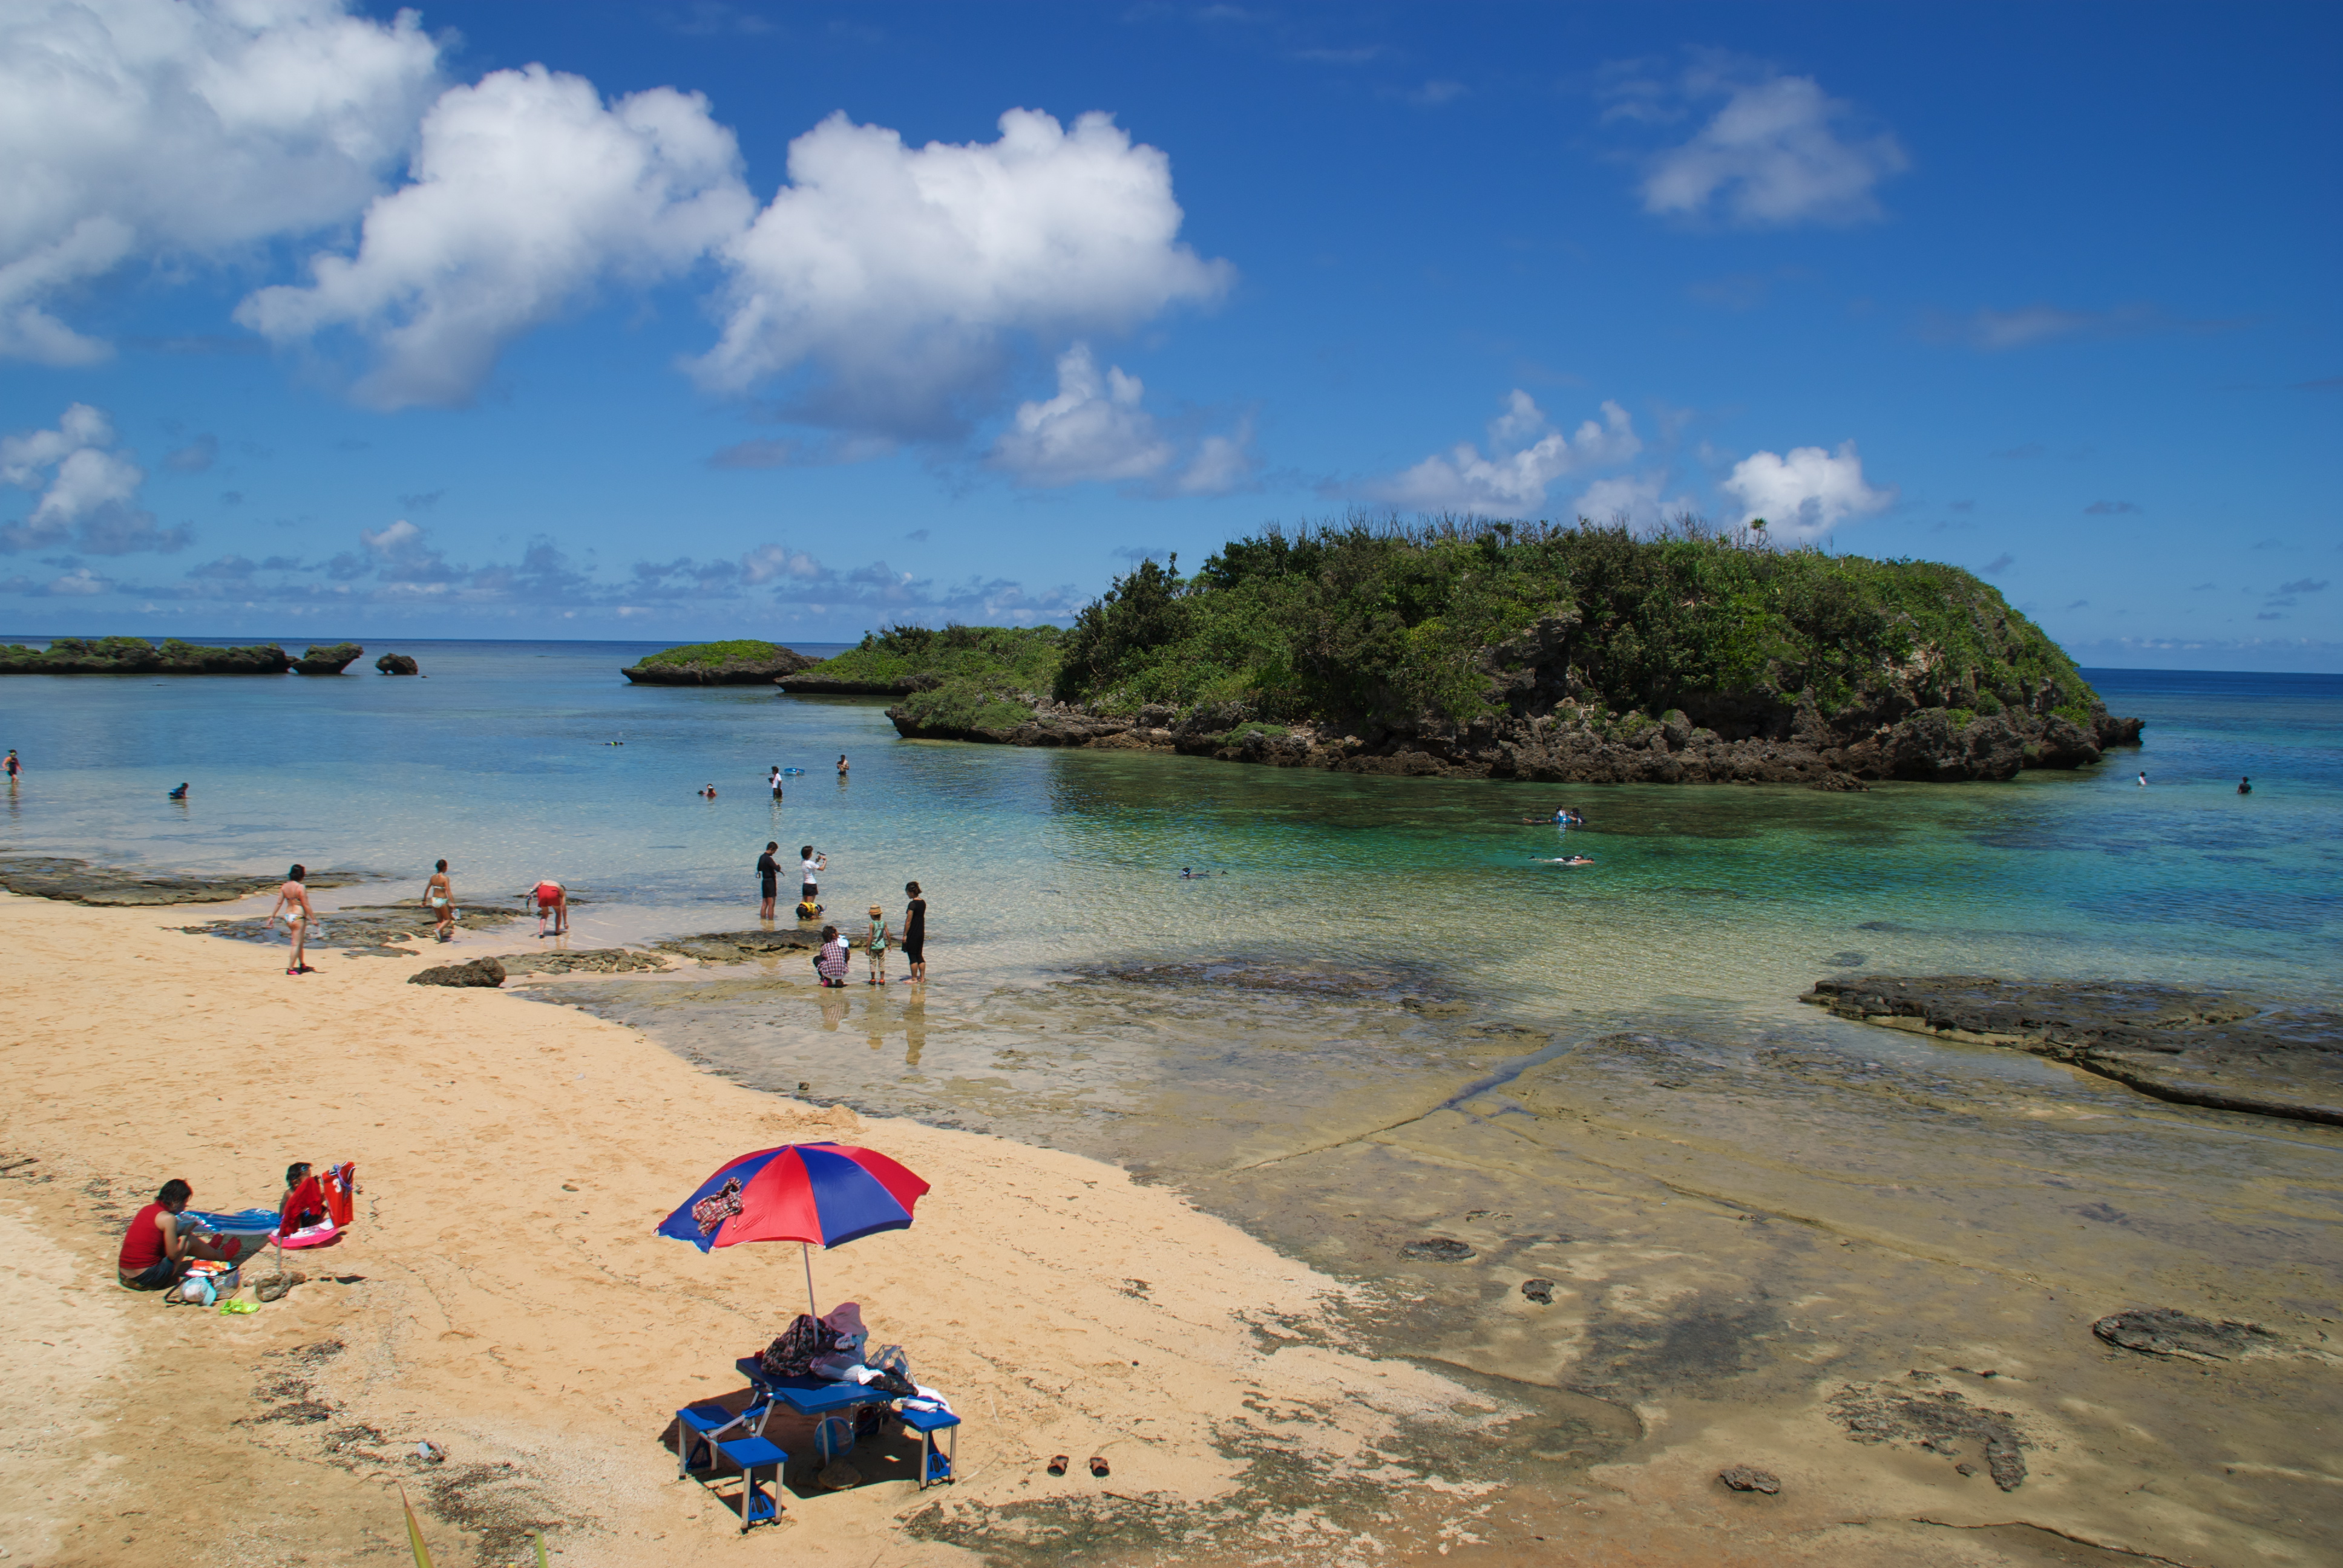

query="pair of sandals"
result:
[1046,1454,1110,1478]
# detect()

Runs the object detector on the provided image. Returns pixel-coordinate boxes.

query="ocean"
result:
[1,647,2335,1006]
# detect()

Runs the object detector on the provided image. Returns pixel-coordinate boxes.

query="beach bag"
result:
[761,1313,841,1378]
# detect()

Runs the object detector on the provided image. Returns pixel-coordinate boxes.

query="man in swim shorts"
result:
[534,879,568,936]
[758,841,782,920]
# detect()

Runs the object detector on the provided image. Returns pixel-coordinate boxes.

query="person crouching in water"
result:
[865,903,890,985]
[118,1178,236,1290]
[533,878,568,936]
[816,924,850,987]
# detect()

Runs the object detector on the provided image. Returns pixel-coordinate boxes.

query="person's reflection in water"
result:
[901,991,925,1069]
[816,984,850,1032]
[865,993,890,1054]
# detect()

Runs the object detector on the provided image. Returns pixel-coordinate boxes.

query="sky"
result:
[0,0,2336,668]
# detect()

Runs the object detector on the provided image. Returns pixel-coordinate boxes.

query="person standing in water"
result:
[757,841,781,920]
[2137,771,2148,787]
[266,864,316,975]
[902,880,927,982]
[2238,776,2253,795]
[864,902,890,984]
[423,859,456,942]
[768,766,784,802]
[836,753,849,777]
[799,845,825,909]
[4,748,18,784]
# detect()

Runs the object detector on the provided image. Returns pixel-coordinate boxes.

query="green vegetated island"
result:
[620,639,821,685]
[0,638,367,675]
[755,521,2147,786]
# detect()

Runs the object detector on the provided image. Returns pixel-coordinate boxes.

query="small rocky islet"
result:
[747,522,2145,786]
[619,638,820,685]
[0,636,395,676]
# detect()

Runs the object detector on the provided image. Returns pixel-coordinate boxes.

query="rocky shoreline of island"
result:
[887,690,2142,786]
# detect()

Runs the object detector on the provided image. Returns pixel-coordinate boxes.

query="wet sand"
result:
[4,890,2338,1566]
[551,948,2343,1566]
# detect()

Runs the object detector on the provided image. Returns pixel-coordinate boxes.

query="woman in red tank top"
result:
[117,1178,231,1290]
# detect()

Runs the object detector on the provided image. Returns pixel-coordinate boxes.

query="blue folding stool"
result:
[672,1382,775,1480]
[899,1405,960,1489]
[714,1435,789,1532]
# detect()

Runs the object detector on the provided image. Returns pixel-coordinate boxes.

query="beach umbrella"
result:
[657,1142,930,1316]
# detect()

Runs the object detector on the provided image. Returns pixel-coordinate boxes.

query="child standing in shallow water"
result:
[865,903,890,985]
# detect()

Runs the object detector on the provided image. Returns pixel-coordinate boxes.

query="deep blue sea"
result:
[0,646,2336,1018]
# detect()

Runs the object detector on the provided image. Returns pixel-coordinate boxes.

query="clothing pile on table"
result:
[759,1301,953,1413]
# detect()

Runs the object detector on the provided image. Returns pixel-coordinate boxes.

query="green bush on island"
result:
[623,638,822,685]
[0,636,292,675]
[891,675,1041,734]
[1049,516,2098,727]
[799,624,1064,692]
[635,639,790,669]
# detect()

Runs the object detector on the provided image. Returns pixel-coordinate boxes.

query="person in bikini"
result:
[533,878,569,936]
[423,859,456,941]
[265,864,316,975]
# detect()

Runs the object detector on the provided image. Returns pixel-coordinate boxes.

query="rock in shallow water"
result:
[2091,1307,2282,1362]
[1521,1278,1555,1304]
[1400,1238,1476,1262]
[4,855,361,906]
[1717,1466,1780,1494]
[1801,974,2343,1126]
[408,956,505,988]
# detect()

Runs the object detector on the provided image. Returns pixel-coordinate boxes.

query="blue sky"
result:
[1,0,2335,667]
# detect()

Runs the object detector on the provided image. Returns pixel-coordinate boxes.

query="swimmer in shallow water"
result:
[1538,855,1594,866]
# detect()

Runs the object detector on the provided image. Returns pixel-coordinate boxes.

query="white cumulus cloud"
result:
[238,64,753,408]
[696,109,1232,436]
[992,343,1256,494]
[0,0,442,364]
[992,344,1173,485]
[1173,417,1257,495]
[1719,440,1895,538]
[1381,393,1640,514]
[1571,471,1699,531]
[1636,67,1906,227]
[0,402,188,554]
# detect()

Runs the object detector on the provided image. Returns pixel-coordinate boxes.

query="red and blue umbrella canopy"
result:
[658,1142,929,1253]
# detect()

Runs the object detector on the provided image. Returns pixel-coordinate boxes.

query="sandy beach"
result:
[2,888,2332,1568]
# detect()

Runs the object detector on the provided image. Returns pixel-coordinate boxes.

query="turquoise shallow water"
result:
[0,647,2335,1014]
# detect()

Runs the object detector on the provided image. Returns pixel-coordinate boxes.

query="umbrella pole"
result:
[802,1241,817,1319]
